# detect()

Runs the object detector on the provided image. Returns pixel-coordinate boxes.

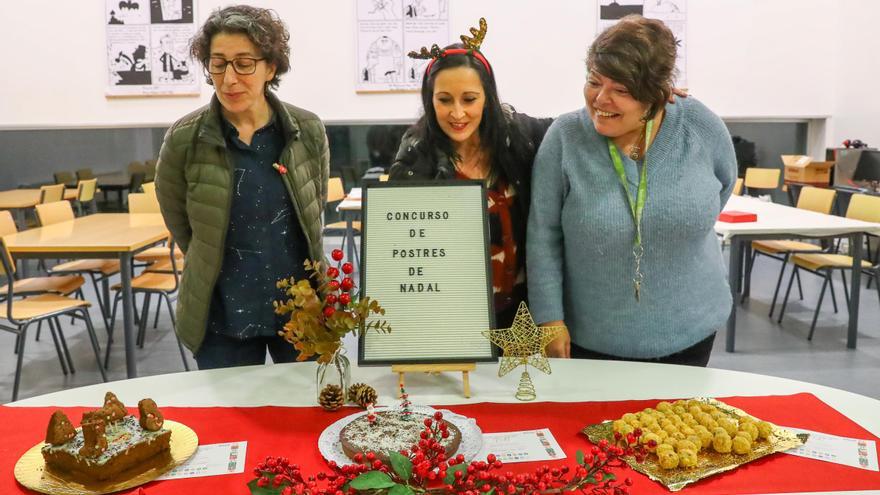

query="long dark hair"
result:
[410,44,531,182]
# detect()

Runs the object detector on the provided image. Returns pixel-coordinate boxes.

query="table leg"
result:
[344,213,355,267]
[848,233,863,349]
[726,237,743,352]
[12,209,28,277]
[120,252,138,377]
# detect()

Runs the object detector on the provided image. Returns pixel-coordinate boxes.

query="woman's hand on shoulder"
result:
[668,87,688,103]
[542,320,570,358]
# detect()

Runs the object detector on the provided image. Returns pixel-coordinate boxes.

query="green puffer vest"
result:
[155,92,329,353]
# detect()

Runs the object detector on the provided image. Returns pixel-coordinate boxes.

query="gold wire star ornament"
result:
[482,302,564,401]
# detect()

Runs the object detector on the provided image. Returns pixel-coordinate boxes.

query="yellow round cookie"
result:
[641,432,661,452]
[732,434,752,455]
[713,432,732,453]
[695,426,713,449]
[739,422,759,442]
[718,418,738,436]
[757,421,773,440]
[656,443,675,456]
[678,448,698,468]
[686,434,704,451]
[659,450,680,469]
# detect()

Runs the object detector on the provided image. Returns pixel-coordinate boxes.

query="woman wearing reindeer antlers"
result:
[388,18,553,330]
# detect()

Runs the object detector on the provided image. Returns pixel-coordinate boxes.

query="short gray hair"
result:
[190,5,290,89]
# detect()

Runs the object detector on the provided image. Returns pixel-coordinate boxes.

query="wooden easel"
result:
[391,363,476,398]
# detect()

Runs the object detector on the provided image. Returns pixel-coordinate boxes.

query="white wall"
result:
[0,0,863,137]
[831,0,880,148]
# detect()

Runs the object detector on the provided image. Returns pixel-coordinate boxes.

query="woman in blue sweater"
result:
[527,15,736,366]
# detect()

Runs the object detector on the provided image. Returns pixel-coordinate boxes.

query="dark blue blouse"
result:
[207,114,309,339]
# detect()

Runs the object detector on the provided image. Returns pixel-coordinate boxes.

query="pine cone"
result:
[319,384,345,411]
[348,383,378,408]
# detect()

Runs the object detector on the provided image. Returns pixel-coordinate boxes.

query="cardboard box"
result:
[782,155,833,186]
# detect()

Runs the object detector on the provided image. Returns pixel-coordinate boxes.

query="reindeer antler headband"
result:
[408,18,491,76]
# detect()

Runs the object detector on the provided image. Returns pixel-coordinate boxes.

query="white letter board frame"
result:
[358,181,498,365]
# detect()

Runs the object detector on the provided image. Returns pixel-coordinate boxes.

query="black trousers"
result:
[194,331,303,370]
[570,333,716,367]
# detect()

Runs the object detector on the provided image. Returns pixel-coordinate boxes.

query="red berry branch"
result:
[275,250,390,363]
[248,412,643,495]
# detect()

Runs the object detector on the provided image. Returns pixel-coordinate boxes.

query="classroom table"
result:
[0,188,78,228]
[715,195,880,352]
[94,172,133,209]
[6,360,880,494]
[2,213,170,379]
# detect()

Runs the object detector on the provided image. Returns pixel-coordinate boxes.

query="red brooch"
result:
[272,163,288,175]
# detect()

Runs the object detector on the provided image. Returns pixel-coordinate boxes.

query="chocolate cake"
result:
[339,411,461,463]
[41,394,172,481]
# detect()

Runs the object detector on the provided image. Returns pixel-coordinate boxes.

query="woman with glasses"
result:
[156,5,329,369]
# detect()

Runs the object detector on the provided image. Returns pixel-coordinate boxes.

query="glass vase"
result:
[316,348,351,403]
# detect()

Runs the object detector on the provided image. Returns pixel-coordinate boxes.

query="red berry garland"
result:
[248,411,641,495]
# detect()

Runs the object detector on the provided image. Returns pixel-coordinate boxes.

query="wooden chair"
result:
[0,211,106,400]
[75,168,95,181]
[127,161,146,175]
[35,201,120,334]
[778,194,880,339]
[128,192,161,214]
[141,181,156,195]
[129,190,178,259]
[144,159,158,182]
[53,171,75,186]
[128,172,146,199]
[0,211,86,300]
[743,167,781,196]
[74,178,99,216]
[744,187,838,317]
[39,184,65,204]
[105,241,190,371]
[324,177,361,265]
[732,178,744,196]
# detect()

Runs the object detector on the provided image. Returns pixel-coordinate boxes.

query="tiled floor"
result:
[1,236,878,404]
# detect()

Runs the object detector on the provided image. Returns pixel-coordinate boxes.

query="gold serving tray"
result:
[14,420,198,495]
[583,398,805,492]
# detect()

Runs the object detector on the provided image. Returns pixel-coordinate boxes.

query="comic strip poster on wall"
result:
[597,0,687,86]
[106,0,199,96]
[356,0,451,92]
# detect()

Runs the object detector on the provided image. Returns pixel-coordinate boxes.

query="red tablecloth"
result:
[2,393,879,494]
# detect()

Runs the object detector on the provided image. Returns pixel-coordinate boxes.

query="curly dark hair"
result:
[587,15,677,119]
[190,5,290,89]
[410,44,532,179]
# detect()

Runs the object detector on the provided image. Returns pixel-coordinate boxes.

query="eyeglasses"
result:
[207,57,265,75]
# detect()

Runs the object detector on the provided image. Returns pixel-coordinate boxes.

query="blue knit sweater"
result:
[526,97,736,358]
